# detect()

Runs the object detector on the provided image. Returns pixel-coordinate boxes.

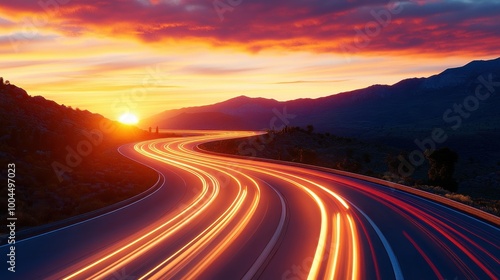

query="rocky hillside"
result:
[0,81,162,232]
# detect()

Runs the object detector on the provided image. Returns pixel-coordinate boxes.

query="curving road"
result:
[2,131,499,280]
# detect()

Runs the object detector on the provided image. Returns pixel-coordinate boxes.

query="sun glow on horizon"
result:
[2,0,498,119]
[119,113,139,125]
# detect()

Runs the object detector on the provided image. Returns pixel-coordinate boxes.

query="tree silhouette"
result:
[306,124,314,134]
[427,147,459,192]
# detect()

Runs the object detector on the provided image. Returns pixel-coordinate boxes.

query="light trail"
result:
[347,214,360,280]
[63,142,223,279]
[153,135,345,279]
[326,213,341,279]
[7,130,497,280]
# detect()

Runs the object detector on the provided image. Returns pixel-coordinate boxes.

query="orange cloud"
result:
[1,0,499,56]
[1,0,498,120]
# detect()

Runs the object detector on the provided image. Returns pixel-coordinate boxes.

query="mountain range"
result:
[141,57,500,144]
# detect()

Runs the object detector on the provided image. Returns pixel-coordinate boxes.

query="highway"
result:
[1,131,499,279]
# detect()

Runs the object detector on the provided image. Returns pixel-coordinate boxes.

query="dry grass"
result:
[444,193,473,204]
[415,185,499,216]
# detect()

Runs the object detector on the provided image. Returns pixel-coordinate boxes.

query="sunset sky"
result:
[1,0,499,121]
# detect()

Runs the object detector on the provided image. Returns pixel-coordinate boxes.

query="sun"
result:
[119,113,139,125]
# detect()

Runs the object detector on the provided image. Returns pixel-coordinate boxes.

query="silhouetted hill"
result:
[0,81,162,232]
[0,83,152,153]
[143,95,281,130]
[165,112,247,130]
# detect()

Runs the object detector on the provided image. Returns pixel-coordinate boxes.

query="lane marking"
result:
[349,202,404,280]
[242,180,287,280]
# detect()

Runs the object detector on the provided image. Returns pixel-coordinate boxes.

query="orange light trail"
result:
[49,131,498,280]
[165,132,359,279]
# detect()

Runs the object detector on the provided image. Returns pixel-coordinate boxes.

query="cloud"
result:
[273,80,348,84]
[1,0,499,55]
[0,32,58,53]
[180,65,260,75]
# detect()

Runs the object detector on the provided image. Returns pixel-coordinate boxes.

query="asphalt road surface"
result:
[1,131,499,279]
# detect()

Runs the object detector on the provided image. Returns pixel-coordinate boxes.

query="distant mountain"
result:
[142,57,500,140]
[164,112,245,130]
[142,95,281,130]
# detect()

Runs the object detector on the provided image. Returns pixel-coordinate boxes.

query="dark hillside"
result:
[0,81,168,232]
